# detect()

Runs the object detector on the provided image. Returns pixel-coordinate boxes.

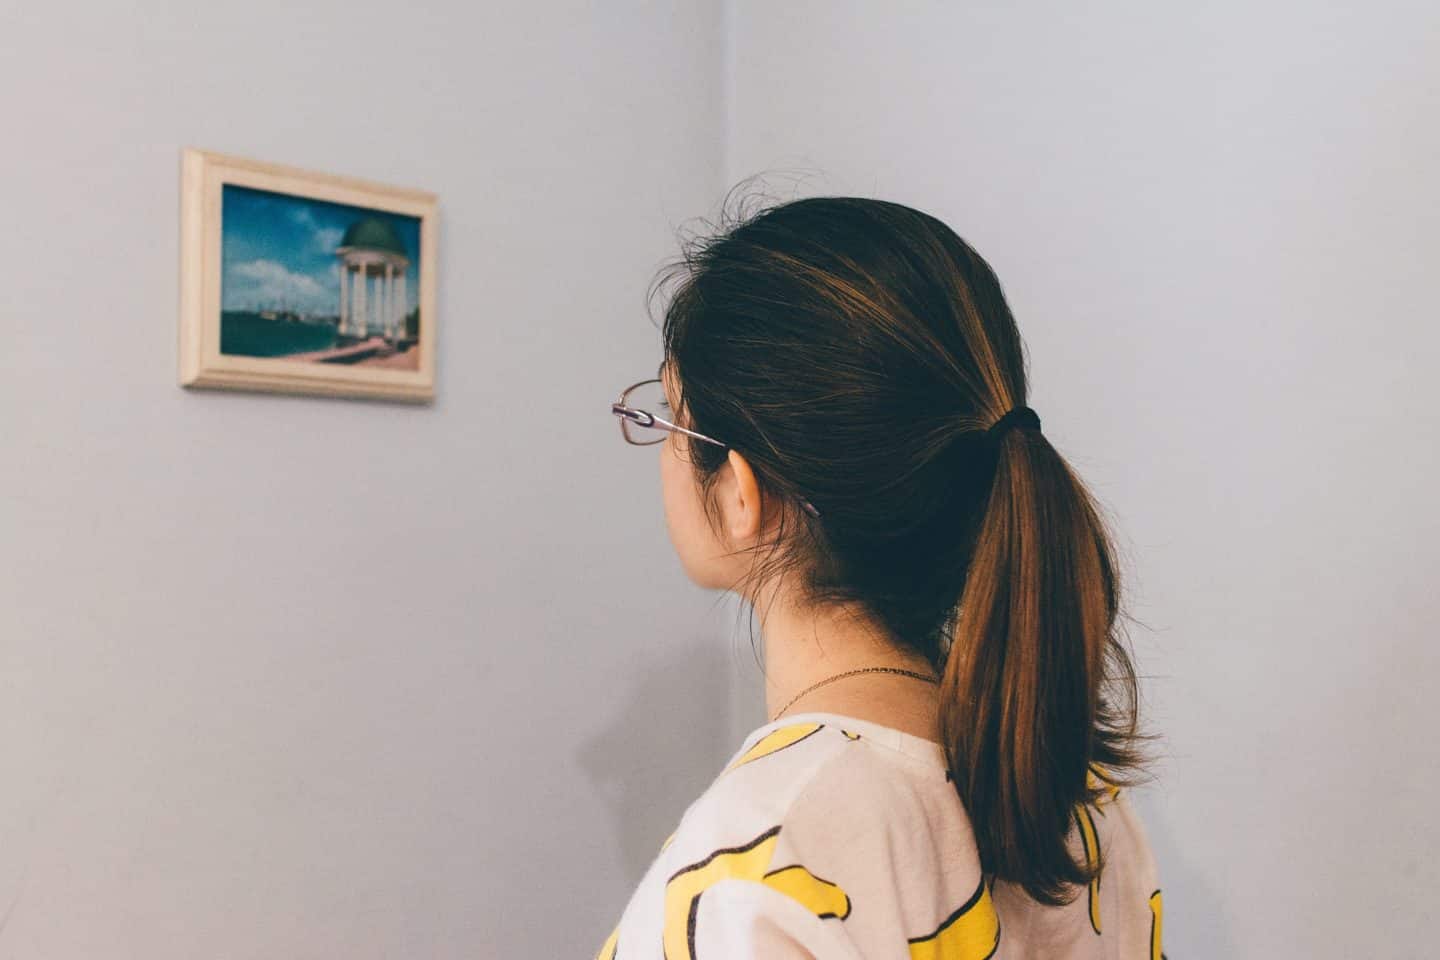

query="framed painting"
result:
[179,148,438,403]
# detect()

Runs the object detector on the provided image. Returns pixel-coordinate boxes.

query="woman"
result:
[599,195,1162,959]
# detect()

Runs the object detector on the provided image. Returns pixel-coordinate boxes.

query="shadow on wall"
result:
[576,629,735,886]
[1132,787,1236,958]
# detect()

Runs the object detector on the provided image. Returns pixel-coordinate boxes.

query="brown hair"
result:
[650,187,1152,905]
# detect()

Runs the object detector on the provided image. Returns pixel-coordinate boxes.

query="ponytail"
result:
[939,418,1145,906]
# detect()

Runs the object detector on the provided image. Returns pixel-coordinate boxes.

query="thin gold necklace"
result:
[770,665,940,723]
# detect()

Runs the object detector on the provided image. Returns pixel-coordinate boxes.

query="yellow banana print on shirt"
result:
[662,824,850,960]
[594,828,681,960]
[1073,804,1102,934]
[723,722,824,774]
[907,874,1001,960]
[1086,765,1121,807]
[1149,889,1164,960]
[594,923,619,960]
[1077,765,1117,937]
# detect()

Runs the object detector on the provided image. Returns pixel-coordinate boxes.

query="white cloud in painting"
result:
[289,206,344,253]
[311,226,343,253]
[232,259,328,310]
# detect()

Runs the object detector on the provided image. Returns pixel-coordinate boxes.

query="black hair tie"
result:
[985,405,1042,443]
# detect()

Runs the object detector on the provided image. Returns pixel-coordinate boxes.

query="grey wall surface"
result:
[0,2,741,956]
[727,2,1439,957]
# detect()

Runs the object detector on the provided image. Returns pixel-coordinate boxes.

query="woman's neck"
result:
[755,586,943,741]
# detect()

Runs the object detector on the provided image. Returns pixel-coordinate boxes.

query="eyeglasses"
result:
[611,376,822,518]
[612,377,722,448]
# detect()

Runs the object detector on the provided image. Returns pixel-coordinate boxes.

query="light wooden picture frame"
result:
[180,148,438,403]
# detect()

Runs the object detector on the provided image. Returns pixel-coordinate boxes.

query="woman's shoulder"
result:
[989,777,1165,959]
[673,713,970,855]
[659,717,870,859]
[645,714,993,959]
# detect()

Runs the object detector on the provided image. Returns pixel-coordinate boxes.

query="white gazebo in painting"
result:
[335,218,411,342]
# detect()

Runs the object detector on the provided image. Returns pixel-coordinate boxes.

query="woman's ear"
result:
[721,448,766,544]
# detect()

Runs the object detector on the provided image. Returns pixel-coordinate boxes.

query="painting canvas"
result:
[180,149,437,402]
[221,186,422,369]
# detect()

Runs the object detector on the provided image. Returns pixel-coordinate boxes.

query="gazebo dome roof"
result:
[339,217,408,257]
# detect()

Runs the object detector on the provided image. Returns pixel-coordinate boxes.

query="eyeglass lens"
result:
[621,379,672,444]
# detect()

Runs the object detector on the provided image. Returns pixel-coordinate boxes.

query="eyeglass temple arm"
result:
[611,402,726,448]
[610,399,821,518]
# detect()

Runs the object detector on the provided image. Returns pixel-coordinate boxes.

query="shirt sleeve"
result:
[688,877,865,960]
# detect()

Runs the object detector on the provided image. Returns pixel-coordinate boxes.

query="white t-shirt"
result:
[593,711,1163,960]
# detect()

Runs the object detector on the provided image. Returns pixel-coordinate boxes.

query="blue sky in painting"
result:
[221,184,421,315]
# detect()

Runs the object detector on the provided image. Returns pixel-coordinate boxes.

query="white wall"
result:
[728,2,1439,957]
[0,2,737,956]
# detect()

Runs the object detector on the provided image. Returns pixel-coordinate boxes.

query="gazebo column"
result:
[338,263,349,335]
[396,272,407,340]
[376,270,385,337]
[354,264,367,337]
[379,267,388,339]
[384,263,395,339]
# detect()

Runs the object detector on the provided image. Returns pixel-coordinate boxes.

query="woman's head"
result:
[654,195,1026,618]
[650,192,1148,905]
